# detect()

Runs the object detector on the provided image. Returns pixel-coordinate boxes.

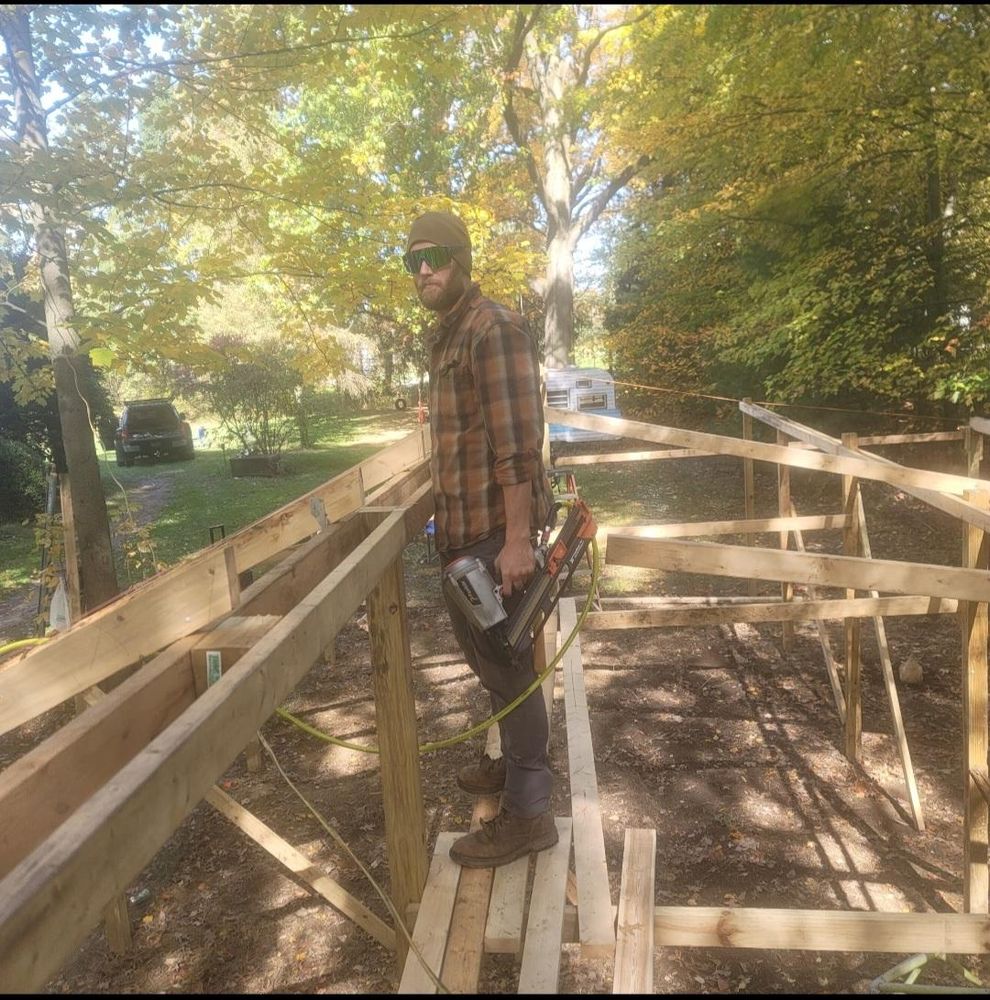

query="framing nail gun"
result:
[442,499,597,659]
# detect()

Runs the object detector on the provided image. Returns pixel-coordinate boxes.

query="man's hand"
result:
[495,536,536,598]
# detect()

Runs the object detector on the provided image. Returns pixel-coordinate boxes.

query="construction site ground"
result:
[7,434,987,994]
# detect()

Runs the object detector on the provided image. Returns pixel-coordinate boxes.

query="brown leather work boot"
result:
[449,809,558,868]
[456,753,507,795]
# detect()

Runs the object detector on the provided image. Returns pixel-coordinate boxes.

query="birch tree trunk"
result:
[1,6,119,612]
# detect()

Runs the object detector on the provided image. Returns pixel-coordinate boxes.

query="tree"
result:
[0,6,123,610]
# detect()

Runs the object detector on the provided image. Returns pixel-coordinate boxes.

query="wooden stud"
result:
[613,828,656,994]
[742,399,756,595]
[842,432,862,763]
[652,906,990,953]
[562,448,716,465]
[440,795,499,993]
[786,504,846,723]
[777,430,794,650]
[966,427,985,479]
[604,534,990,604]
[517,818,573,994]
[853,491,925,831]
[961,489,990,913]
[397,833,461,994]
[600,513,849,540]
[740,399,990,535]
[367,556,429,971]
[205,786,395,951]
[546,405,987,498]
[856,431,965,446]
[582,596,958,631]
[560,598,616,959]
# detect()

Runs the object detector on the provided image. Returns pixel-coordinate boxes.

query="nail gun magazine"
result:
[442,499,597,660]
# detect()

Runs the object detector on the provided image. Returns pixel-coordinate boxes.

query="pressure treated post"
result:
[367,556,428,970]
[742,399,757,596]
[776,429,794,649]
[842,432,862,762]
[961,489,990,913]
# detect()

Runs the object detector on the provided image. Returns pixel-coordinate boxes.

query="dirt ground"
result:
[7,431,989,994]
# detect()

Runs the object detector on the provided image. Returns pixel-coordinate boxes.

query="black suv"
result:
[114,398,195,466]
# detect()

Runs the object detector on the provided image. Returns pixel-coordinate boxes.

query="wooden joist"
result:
[740,400,990,535]
[517,818,573,995]
[613,829,656,994]
[0,432,431,737]
[605,534,990,604]
[0,504,424,993]
[561,448,716,465]
[397,833,461,994]
[560,598,615,959]
[653,906,990,953]
[581,595,959,631]
[546,406,988,498]
[602,514,849,540]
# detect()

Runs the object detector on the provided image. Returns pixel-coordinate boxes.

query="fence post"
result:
[961,489,990,913]
[776,429,794,649]
[367,555,428,971]
[742,399,757,596]
[965,426,985,479]
[842,432,862,762]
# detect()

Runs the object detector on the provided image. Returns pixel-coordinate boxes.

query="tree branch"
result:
[575,154,651,242]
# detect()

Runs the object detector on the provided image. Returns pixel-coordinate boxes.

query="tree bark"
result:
[1,6,119,611]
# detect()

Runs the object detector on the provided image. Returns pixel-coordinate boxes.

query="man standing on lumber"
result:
[404,210,558,867]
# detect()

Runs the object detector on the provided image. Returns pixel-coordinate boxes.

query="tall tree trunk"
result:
[544,228,575,369]
[1,7,119,611]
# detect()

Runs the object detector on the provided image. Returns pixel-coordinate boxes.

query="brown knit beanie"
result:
[406,211,472,275]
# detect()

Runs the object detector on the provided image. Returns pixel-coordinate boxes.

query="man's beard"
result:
[417,274,466,313]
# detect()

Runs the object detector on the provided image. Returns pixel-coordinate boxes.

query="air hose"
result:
[276,533,602,755]
[0,636,49,658]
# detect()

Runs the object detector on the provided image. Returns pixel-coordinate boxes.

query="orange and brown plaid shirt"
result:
[428,283,553,553]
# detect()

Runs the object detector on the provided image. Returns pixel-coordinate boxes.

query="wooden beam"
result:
[971,769,990,807]
[853,492,924,832]
[604,534,990,604]
[0,507,418,993]
[560,598,615,959]
[786,503,846,722]
[205,786,395,951]
[546,406,988,497]
[742,401,757,597]
[0,636,199,879]
[440,796,499,994]
[740,399,990,534]
[0,547,232,736]
[856,431,965,446]
[517,818,573,995]
[367,555,428,970]
[842,433,862,762]
[653,906,990,953]
[398,833,461,994]
[961,490,990,913]
[560,448,716,466]
[778,429,795,651]
[613,828,656,994]
[581,595,959,631]
[970,416,990,437]
[600,514,848,540]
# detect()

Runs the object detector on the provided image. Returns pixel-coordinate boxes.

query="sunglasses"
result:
[402,245,465,274]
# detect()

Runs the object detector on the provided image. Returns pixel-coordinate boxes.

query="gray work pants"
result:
[440,530,552,818]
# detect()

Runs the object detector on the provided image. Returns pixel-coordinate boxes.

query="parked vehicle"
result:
[114,398,195,466]
[545,366,621,443]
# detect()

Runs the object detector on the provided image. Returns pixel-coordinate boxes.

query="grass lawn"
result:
[0,410,422,603]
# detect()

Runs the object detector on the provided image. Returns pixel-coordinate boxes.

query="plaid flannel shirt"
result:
[428,283,553,553]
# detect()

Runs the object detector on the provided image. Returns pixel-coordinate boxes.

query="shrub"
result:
[0,438,47,523]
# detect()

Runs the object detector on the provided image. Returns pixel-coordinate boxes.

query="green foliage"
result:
[202,337,303,457]
[0,438,47,523]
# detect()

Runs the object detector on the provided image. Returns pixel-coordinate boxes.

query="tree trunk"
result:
[544,229,575,368]
[1,7,119,611]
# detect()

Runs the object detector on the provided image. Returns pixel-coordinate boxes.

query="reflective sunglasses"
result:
[402,245,465,274]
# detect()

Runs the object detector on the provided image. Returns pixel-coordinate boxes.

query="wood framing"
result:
[546,406,988,498]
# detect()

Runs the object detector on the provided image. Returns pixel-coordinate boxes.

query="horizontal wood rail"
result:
[605,534,990,603]
[546,406,988,497]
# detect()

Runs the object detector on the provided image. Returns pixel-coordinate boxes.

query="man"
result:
[404,210,557,868]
